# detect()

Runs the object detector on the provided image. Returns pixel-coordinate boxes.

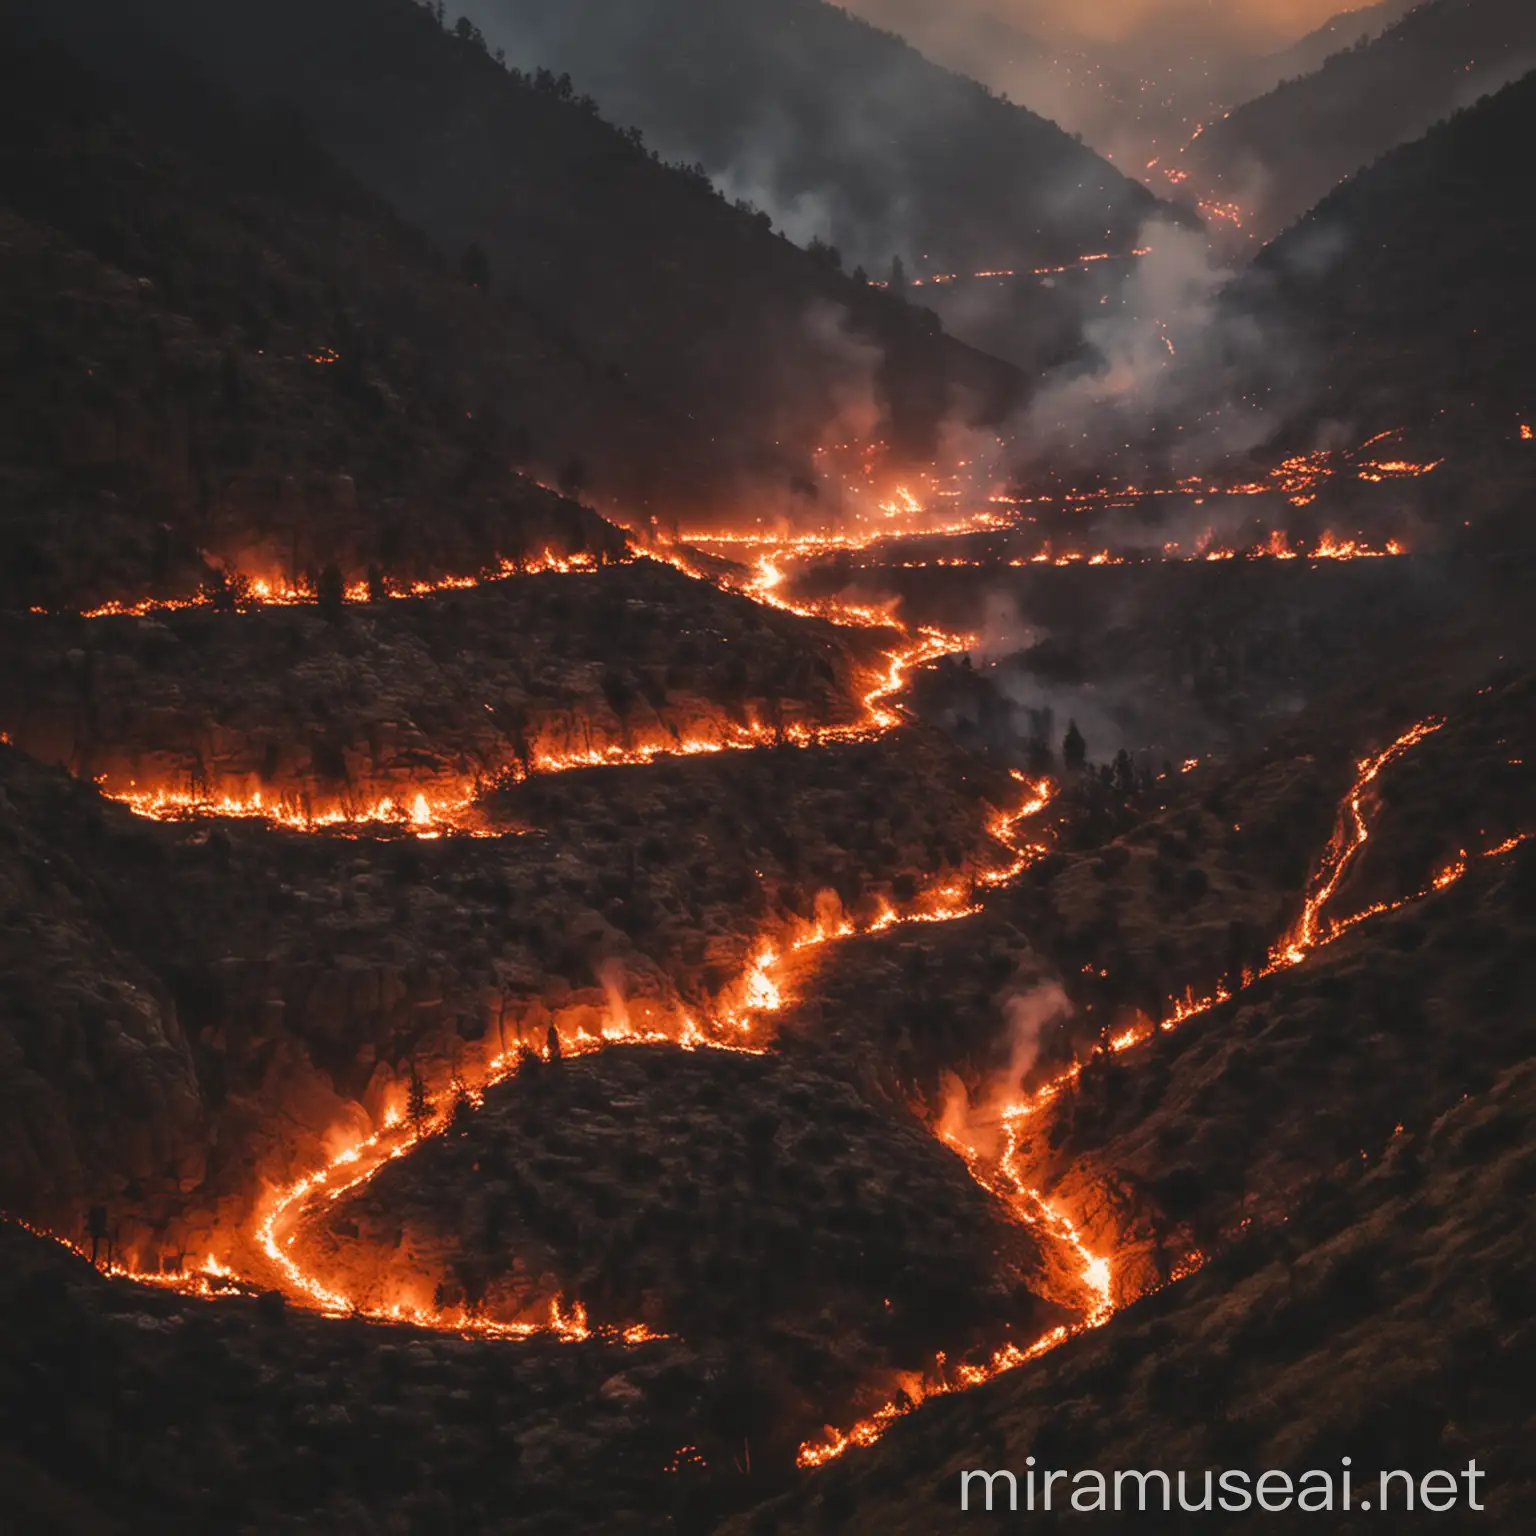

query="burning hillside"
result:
[2,4,1535,1533]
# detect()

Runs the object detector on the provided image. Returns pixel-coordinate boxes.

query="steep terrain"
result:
[0,22,626,611]
[1243,68,1536,449]
[454,0,1168,278]
[1175,0,1536,247]
[1,4,1533,1532]
[4,1,1018,535]
[0,561,873,813]
[1234,0,1422,101]
[0,707,1018,1248]
[726,1052,1536,1531]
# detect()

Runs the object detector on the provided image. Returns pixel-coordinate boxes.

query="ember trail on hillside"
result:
[19,472,1520,1474]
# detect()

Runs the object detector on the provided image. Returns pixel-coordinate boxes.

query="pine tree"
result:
[406,1063,434,1138]
[1063,719,1087,772]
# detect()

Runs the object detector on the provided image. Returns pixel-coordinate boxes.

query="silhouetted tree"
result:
[808,236,842,271]
[889,255,907,292]
[406,1063,434,1138]
[448,1077,476,1133]
[202,567,253,612]
[87,1204,109,1267]
[1113,748,1136,795]
[1063,719,1087,772]
[601,668,636,724]
[316,561,346,620]
[546,1024,563,1062]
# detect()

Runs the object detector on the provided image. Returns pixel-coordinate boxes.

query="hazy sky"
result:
[880,0,1364,48]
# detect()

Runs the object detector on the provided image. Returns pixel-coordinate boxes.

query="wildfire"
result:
[797,1089,1120,1471]
[25,437,1512,1477]
[1269,718,1444,966]
[795,717,1526,1469]
[74,551,609,620]
[865,532,1407,571]
[236,764,1064,1335]
[979,773,1056,886]
[716,773,1054,1033]
[109,784,487,838]
[249,1015,767,1337]
[13,1216,250,1300]
[1198,198,1245,229]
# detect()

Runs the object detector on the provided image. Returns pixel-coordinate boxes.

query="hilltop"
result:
[1242,68,1536,453]
[1175,0,1536,247]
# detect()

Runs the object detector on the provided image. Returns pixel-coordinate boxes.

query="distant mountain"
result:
[5,0,1021,535]
[1236,0,1423,99]
[453,0,1173,278]
[1246,68,1536,447]
[1176,0,1536,248]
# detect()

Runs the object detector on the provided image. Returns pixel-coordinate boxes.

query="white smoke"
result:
[939,972,1073,1157]
[1019,216,1303,477]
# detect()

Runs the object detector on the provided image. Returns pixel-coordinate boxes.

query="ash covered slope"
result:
[1242,68,1536,450]
[6,0,1019,532]
[1181,0,1536,247]
[453,0,1172,277]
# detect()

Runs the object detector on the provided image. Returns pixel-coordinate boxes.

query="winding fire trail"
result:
[23,472,1522,1480]
[793,716,1526,1468]
[247,764,1060,1328]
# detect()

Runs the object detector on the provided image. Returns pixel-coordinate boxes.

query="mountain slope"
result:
[453,0,1171,278]
[0,20,644,609]
[1245,68,1536,448]
[7,0,1019,529]
[1235,0,1422,100]
[1177,0,1536,247]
